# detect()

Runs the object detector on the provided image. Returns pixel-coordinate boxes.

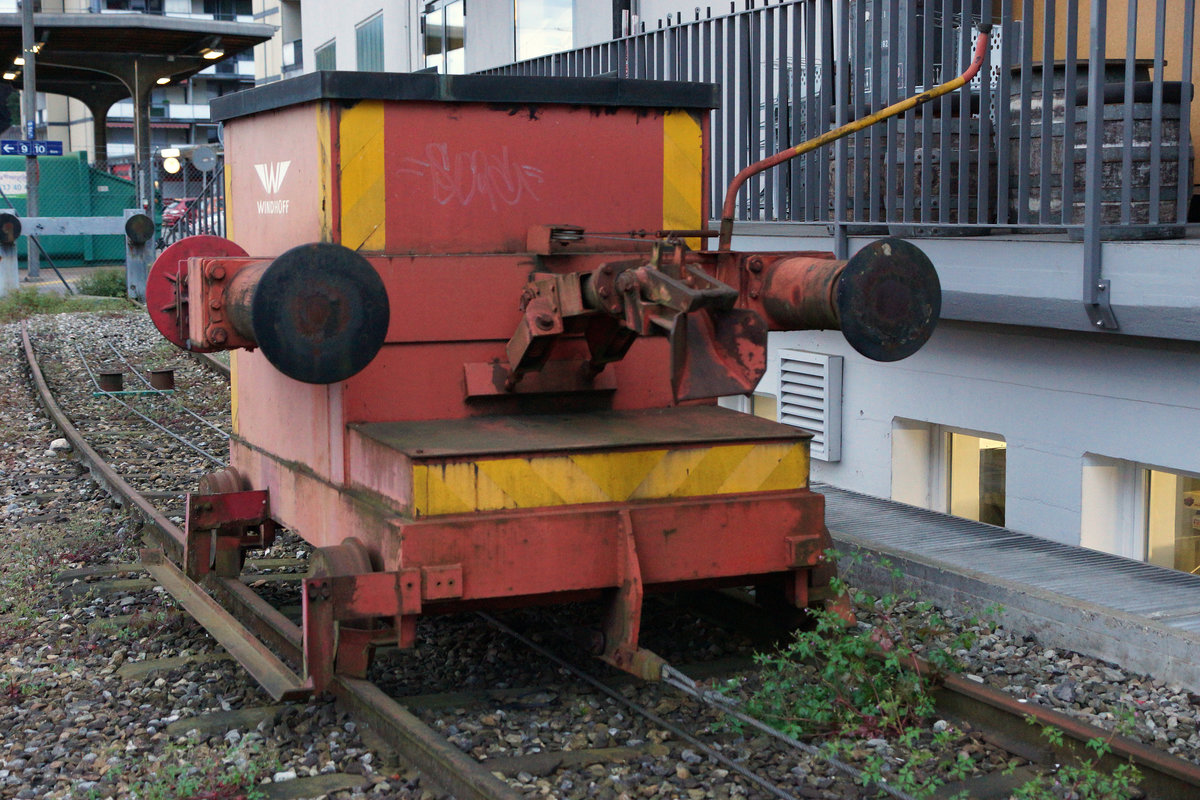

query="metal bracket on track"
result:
[302,563,426,693]
[183,489,276,580]
[140,548,310,702]
[597,510,666,680]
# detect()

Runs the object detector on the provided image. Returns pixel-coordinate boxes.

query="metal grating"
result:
[819,483,1200,631]
[778,349,842,462]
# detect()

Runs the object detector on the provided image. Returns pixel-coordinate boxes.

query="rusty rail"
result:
[21,321,186,561]
[717,29,992,251]
[937,671,1200,800]
[20,319,521,800]
[675,588,1200,797]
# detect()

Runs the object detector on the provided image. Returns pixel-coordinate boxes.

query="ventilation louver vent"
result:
[779,349,843,462]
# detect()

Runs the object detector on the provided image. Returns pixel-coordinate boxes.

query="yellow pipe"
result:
[718,29,992,250]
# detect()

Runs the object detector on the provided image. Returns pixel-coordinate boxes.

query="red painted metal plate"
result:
[390,489,827,601]
[146,236,248,351]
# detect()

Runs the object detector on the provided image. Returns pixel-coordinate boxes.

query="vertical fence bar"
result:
[901,0,918,222]
[764,5,777,219]
[851,0,867,222]
[1083,0,1116,328]
[802,0,818,220]
[920,0,937,222]
[1150,0,1166,225]
[1014,0,1034,225]
[703,18,718,222]
[834,0,851,255]
[780,3,796,220]
[976,0,994,225]
[820,0,834,227]
[1036,0,1054,224]
[937,0,956,224]
[1120,0,1138,224]
[655,27,666,79]
[1059,0,1079,226]
[890,0,903,224]
[726,8,738,218]
[870,0,885,222]
[739,9,754,220]
[993,0,1013,224]
[1177,0,1195,223]
[957,0,973,225]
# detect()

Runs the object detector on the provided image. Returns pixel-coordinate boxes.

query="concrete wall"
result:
[761,320,1200,548]
[465,3,518,72]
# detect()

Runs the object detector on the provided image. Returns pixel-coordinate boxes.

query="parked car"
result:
[162,198,195,228]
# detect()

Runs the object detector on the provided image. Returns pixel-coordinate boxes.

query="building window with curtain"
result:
[423,0,464,74]
[314,40,337,71]
[356,13,384,71]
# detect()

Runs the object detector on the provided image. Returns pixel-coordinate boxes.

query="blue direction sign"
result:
[0,140,64,156]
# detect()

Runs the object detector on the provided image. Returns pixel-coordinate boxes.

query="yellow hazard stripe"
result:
[339,100,386,252]
[229,350,239,435]
[317,103,334,241]
[411,442,809,516]
[662,109,704,249]
[223,158,234,241]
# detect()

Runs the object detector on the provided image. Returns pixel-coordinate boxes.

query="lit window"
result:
[750,393,777,421]
[891,420,1005,526]
[423,0,465,74]
[515,0,572,60]
[1146,468,1200,574]
[947,432,1006,527]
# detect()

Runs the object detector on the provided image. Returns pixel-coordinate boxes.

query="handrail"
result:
[160,160,225,247]
[717,29,992,251]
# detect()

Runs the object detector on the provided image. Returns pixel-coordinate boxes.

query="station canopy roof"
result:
[0,12,274,104]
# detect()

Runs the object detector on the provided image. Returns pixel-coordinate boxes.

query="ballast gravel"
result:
[2,309,1199,800]
[1,313,429,800]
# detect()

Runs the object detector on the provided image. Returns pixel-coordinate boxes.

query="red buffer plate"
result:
[147,235,248,352]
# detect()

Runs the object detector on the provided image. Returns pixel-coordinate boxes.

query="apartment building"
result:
[4,0,257,172]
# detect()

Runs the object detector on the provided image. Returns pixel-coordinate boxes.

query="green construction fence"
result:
[0,152,139,265]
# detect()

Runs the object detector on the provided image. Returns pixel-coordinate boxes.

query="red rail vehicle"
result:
[145,72,951,699]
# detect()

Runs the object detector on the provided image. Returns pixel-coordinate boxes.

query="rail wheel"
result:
[198,466,248,495]
[304,537,382,687]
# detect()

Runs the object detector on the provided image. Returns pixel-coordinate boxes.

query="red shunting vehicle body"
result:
[146,72,941,696]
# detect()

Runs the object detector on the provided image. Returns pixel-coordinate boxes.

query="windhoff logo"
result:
[254,161,291,214]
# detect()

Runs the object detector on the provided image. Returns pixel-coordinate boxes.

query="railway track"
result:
[14,310,1200,800]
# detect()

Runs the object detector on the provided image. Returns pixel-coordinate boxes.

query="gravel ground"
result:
[1,313,431,800]
[5,309,1200,800]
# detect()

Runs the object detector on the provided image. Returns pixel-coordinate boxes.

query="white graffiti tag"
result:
[399,144,544,210]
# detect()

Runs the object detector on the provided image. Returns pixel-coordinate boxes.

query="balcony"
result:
[486,0,1200,343]
[110,101,211,122]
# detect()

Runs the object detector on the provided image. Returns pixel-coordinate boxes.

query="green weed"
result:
[125,737,281,800]
[1009,713,1143,799]
[75,268,128,298]
[0,286,131,323]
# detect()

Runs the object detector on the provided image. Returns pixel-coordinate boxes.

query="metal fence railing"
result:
[483,0,1196,245]
[0,152,139,266]
[159,160,226,247]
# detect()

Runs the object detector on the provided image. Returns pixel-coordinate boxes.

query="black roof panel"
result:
[211,71,720,121]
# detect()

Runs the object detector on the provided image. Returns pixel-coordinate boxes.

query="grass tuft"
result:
[0,286,133,323]
[75,268,129,298]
